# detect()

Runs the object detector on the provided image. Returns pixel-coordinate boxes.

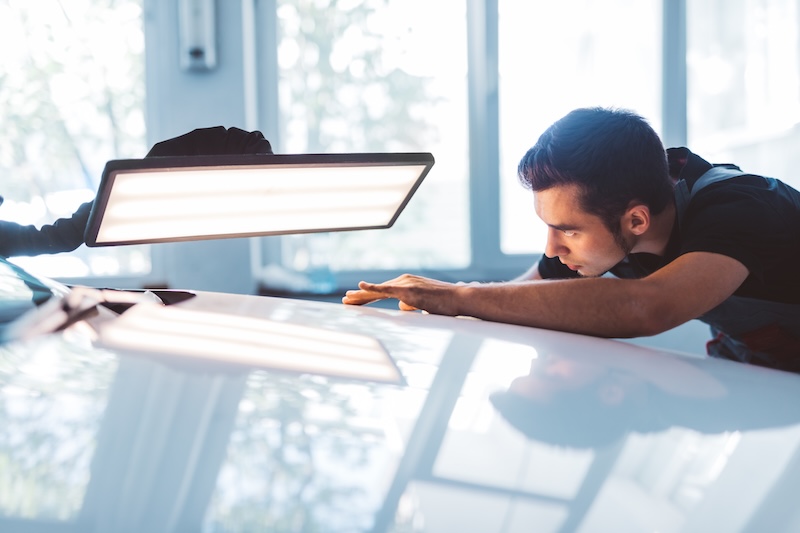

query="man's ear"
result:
[623,203,651,236]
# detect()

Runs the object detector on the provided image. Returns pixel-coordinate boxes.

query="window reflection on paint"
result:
[0,337,117,520]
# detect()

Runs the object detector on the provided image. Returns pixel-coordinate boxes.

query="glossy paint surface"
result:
[2,266,800,532]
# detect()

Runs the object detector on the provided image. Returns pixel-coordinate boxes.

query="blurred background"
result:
[2,0,799,353]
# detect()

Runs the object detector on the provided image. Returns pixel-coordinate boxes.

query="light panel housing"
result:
[85,152,434,247]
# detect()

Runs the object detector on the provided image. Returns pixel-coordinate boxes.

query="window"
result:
[269,0,470,284]
[498,0,663,254]
[687,0,800,189]
[0,0,147,278]
[259,0,664,291]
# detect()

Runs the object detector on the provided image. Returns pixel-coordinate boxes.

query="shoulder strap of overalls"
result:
[674,165,747,228]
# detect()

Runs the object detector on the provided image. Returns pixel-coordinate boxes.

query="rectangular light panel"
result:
[85,153,434,246]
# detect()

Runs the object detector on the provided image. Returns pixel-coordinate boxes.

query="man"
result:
[0,126,273,257]
[343,107,800,372]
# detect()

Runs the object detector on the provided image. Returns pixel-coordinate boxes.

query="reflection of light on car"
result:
[97,303,403,383]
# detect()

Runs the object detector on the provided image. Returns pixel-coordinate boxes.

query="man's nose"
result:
[544,229,567,258]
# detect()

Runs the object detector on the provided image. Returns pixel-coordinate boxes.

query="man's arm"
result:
[343,252,748,338]
[0,201,92,257]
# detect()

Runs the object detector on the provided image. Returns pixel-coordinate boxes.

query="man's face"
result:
[534,184,629,277]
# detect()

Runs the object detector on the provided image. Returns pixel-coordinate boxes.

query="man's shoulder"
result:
[688,171,798,209]
[669,147,797,192]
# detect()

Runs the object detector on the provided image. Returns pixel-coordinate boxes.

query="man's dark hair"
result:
[517,107,673,235]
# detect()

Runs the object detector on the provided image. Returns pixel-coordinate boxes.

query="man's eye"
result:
[563,230,576,237]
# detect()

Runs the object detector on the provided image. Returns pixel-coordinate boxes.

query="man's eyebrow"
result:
[547,223,580,231]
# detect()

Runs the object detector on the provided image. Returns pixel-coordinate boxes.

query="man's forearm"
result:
[457,277,665,338]
[0,201,92,257]
[348,274,662,336]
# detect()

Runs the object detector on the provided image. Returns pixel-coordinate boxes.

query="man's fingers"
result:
[343,282,419,312]
[359,282,419,311]
[342,283,397,305]
[342,289,380,305]
[358,281,388,292]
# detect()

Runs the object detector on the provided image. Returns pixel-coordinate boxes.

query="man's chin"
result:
[575,267,604,277]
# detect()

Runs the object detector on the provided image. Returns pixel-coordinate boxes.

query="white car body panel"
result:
[3,279,800,532]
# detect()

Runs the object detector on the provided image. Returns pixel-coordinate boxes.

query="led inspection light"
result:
[85,152,434,247]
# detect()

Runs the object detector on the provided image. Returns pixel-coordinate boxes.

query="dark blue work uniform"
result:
[539,148,800,373]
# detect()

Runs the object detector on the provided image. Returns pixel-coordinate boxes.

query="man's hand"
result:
[145,126,273,157]
[342,274,465,314]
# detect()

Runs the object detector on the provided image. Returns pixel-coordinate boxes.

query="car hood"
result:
[2,289,800,532]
